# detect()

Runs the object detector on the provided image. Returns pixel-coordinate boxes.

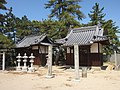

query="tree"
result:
[88,3,120,55]
[88,3,106,25]
[45,0,84,20]
[103,20,120,55]
[15,15,32,40]
[0,0,7,28]
[5,7,16,32]
[0,0,13,48]
[0,0,7,25]
[45,0,84,38]
[0,0,7,10]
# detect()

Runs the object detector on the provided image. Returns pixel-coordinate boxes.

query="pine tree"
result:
[45,0,84,38]
[0,0,13,48]
[0,0,7,27]
[103,20,120,55]
[88,3,106,25]
[45,0,84,21]
[0,0,7,10]
[88,3,120,55]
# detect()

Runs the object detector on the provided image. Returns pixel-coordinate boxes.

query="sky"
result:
[3,0,120,30]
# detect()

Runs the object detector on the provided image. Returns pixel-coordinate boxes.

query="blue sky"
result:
[4,0,120,29]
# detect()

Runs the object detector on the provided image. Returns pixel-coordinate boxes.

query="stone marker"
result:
[22,53,28,72]
[74,44,80,81]
[46,45,53,78]
[16,53,22,71]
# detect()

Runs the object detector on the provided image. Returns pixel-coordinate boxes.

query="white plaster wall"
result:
[99,43,103,53]
[91,43,98,53]
[67,47,70,53]
[91,43,103,53]
[32,46,38,50]
[67,47,73,53]
[71,49,73,53]
[39,46,48,53]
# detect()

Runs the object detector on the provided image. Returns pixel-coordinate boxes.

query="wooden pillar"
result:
[87,46,90,66]
[2,51,5,71]
[70,47,71,65]
[74,44,80,81]
[98,43,102,65]
[46,45,53,78]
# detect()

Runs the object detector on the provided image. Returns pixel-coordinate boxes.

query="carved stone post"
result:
[22,53,28,72]
[74,44,80,81]
[114,50,118,70]
[46,45,53,78]
[82,67,87,78]
[2,51,5,71]
[16,53,22,71]
[28,53,35,72]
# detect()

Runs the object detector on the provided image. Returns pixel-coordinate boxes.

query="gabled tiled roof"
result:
[16,34,52,48]
[56,26,108,46]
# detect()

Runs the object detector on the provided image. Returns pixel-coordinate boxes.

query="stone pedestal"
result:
[22,53,28,72]
[22,66,27,72]
[82,67,87,78]
[28,53,35,72]
[28,67,35,72]
[16,53,21,71]
[16,59,21,71]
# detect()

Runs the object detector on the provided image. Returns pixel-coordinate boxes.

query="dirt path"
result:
[0,66,120,90]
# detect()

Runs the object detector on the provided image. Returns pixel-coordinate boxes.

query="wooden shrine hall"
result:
[56,25,109,66]
[15,34,54,66]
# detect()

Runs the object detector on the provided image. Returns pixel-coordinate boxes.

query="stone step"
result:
[91,66,101,71]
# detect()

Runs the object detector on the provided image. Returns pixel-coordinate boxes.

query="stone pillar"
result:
[114,50,117,70]
[74,44,80,81]
[82,67,87,78]
[2,51,5,71]
[46,45,53,78]
[28,53,35,72]
[22,53,28,72]
[16,53,22,71]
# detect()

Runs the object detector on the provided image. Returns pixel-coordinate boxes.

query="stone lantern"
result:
[28,53,35,72]
[22,53,28,72]
[16,53,22,71]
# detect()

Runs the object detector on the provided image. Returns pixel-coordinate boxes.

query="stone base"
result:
[82,73,87,78]
[16,67,21,71]
[82,67,87,78]
[91,66,101,71]
[28,67,35,72]
[22,67,27,72]
[45,75,54,78]
[72,79,80,82]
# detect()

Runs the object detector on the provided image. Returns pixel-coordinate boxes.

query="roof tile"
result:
[56,26,108,46]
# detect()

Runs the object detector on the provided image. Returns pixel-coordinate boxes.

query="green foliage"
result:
[88,3,106,25]
[45,0,84,20]
[45,0,84,38]
[0,0,7,10]
[0,33,14,48]
[15,15,33,39]
[4,7,16,32]
[0,6,33,48]
[0,0,7,27]
[103,20,120,54]
[88,3,120,55]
